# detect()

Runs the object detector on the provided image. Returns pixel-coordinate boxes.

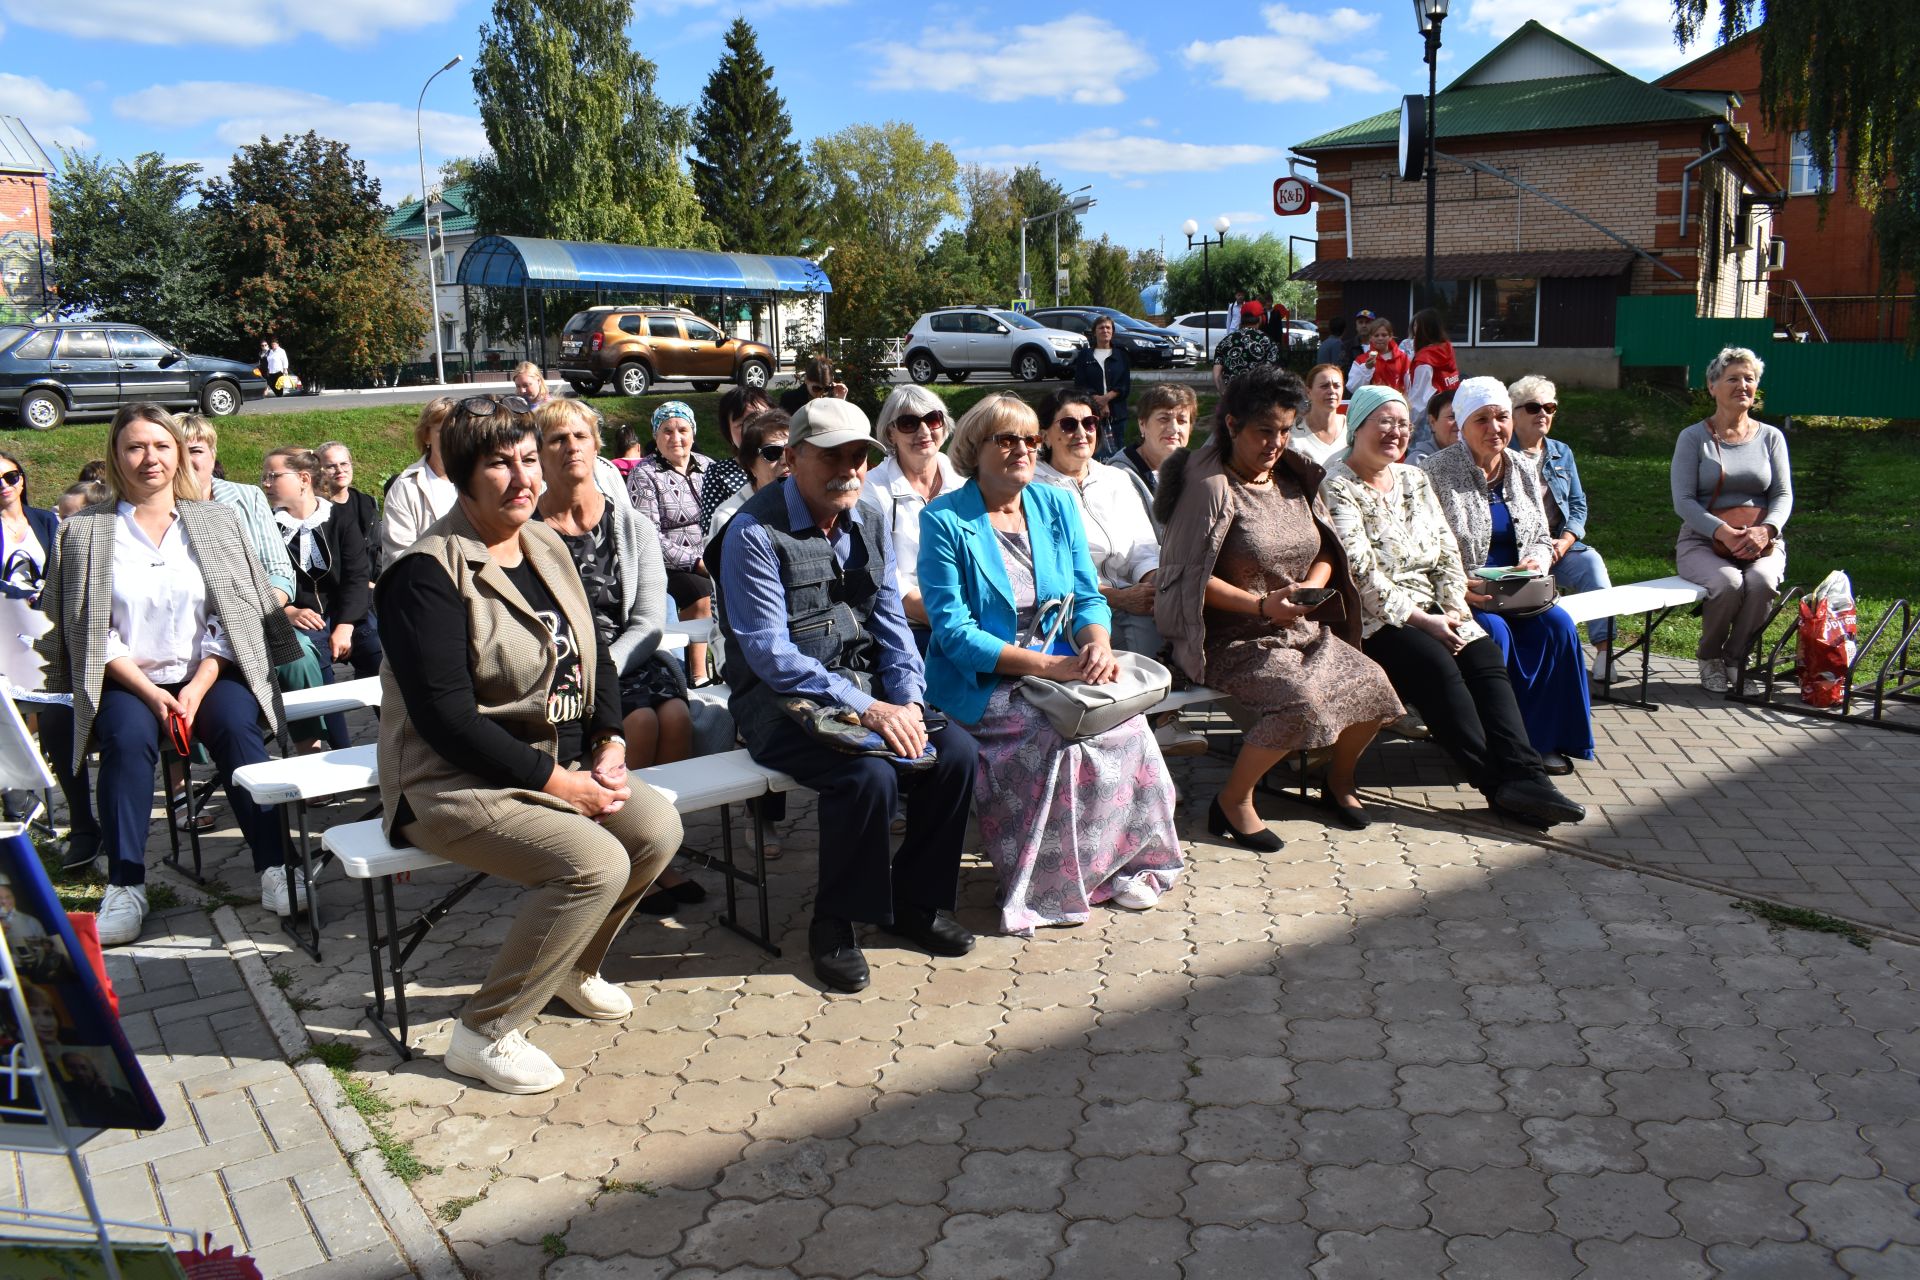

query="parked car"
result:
[556,306,776,398]
[1166,311,1233,359]
[1027,307,1187,369]
[902,307,1086,384]
[0,322,267,431]
[1282,320,1320,348]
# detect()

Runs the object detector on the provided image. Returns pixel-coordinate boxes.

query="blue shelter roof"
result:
[455,234,832,296]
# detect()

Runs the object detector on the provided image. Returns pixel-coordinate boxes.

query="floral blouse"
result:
[626,452,713,572]
[1322,461,1475,639]
[1213,328,1280,380]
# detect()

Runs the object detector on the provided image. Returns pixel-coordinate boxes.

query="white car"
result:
[903,307,1087,384]
[1165,311,1232,359]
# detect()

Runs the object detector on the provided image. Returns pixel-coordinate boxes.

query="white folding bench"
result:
[280,676,382,722]
[232,744,380,960]
[325,747,796,1059]
[1556,575,1709,707]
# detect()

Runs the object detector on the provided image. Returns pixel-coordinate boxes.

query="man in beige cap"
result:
[712,397,979,994]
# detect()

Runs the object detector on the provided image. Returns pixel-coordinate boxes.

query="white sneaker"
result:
[554,970,632,1021]
[1107,875,1160,911]
[1153,722,1208,757]
[259,865,309,916]
[444,1023,565,1095]
[1589,650,1614,686]
[1698,659,1730,693]
[95,884,148,947]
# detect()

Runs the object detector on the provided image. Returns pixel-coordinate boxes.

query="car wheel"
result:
[19,389,64,431]
[1014,348,1048,382]
[948,370,970,383]
[691,381,720,394]
[616,362,651,398]
[737,359,771,389]
[568,378,604,396]
[906,351,940,385]
[202,380,241,417]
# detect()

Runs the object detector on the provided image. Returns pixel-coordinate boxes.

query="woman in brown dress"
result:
[1155,366,1402,847]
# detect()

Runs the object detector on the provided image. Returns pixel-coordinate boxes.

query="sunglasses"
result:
[458,393,537,417]
[0,470,21,489]
[756,443,788,463]
[989,432,1042,453]
[1519,401,1559,416]
[1051,417,1101,435]
[892,411,946,433]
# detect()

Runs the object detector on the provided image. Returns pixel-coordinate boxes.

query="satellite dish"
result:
[1398,94,1427,183]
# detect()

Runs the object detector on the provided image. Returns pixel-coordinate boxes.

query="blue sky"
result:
[0,0,1708,265]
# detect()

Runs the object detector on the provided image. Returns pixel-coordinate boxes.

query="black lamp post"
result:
[1183,216,1231,359]
[1416,0,1449,310]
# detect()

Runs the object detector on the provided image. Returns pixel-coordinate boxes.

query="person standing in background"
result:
[264,340,291,395]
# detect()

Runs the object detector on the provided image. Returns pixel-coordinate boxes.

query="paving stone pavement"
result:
[22,678,1920,1278]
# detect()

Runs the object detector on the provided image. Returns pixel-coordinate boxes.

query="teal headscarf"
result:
[1345,384,1407,445]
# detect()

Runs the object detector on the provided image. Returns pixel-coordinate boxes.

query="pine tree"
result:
[690,17,816,255]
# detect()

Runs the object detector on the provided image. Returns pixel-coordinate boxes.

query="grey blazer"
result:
[605,503,673,677]
[1418,442,1556,573]
[37,500,302,769]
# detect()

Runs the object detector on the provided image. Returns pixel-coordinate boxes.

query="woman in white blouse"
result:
[1032,387,1162,657]
[380,395,459,563]
[860,384,962,652]
[1321,386,1584,830]
[1289,363,1350,467]
[37,405,300,947]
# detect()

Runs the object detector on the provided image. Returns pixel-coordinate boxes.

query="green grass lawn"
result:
[5,379,1914,661]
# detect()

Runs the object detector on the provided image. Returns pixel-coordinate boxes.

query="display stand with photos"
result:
[0,692,188,1279]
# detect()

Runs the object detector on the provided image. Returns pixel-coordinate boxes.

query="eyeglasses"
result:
[261,470,296,484]
[320,461,352,472]
[1051,417,1101,435]
[458,393,537,417]
[892,411,946,434]
[756,443,788,463]
[989,432,1042,453]
[1519,401,1559,416]
[0,471,22,489]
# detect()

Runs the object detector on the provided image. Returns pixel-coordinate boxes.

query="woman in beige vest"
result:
[376,396,682,1095]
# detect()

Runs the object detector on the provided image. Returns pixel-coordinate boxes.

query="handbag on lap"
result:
[1017,597,1171,740]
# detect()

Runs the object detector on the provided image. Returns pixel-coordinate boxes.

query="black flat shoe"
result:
[635,891,680,916]
[883,903,975,957]
[809,915,871,993]
[665,878,707,905]
[1206,796,1284,853]
[1540,752,1576,776]
[1492,778,1587,827]
[1322,792,1371,830]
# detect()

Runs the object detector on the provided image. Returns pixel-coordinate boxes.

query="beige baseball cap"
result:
[789,398,876,450]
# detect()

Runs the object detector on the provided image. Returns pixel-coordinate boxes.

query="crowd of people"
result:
[0,339,1792,1096]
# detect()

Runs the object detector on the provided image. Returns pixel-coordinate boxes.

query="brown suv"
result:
[557,306,776,398]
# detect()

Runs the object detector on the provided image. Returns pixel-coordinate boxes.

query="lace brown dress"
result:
[1202,470,1402,752]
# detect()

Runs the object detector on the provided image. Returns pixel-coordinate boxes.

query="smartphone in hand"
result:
[1290,586,1337,607]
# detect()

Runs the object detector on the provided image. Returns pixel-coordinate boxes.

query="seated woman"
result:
[1420,378,1592,773]
[699,386,774,531]
[1032,387,1162,658]
[382,396,459,563]
[377,395,682,1095]
[627,402,715,684]
[1113,383,1195,499]
[860,386,961,650]
[919,393,1183,934]
[709,409,793,537]
[1324,387,1585,829]
[1672,346,1793,693]
[37,404,305,947]
[1289,363,1349,467]
[262,447,375,749]
[1156,366,1401,843]
[608,423,647,483]
[1509,376,1616,684]
[1405,387,1457,466]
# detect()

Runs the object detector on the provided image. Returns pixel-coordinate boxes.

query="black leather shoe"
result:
[809,915,870,993]
[1207,796,1284,853]
[1322,791,1371,830]
[1540,752,1576,776]
[1492,778,1587,828]
[885,903,975,957]
[60,827,102,873]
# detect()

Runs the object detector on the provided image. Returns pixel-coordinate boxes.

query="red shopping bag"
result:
[1797,571,1857,708]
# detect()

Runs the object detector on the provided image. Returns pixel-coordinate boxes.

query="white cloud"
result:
[1220,209,1270,227]
[0,0,457,48]
[963,130,1283,179]
[1184,3,1392,103]
[0,73,92,148]
[114,82,486,169]
[871,14,1155,105]
[1459,0,1705,73]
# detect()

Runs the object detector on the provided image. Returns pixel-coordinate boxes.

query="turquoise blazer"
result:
[918,478,1112,725]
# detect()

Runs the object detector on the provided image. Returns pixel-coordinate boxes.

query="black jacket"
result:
[279,500,371,624]
[335,487,383,580]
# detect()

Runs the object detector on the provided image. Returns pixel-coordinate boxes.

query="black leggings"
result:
[1363,622,1545,795]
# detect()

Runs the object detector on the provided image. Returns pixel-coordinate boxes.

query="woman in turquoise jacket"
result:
[918,392,1182,935]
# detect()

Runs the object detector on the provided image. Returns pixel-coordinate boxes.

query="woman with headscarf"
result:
[1420,378,1593,774]
[627,401,715,684]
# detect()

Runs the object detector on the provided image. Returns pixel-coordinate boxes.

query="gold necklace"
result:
[1225,456,1272,486]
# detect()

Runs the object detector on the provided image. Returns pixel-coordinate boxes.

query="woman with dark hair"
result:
[778,354,846,415]
[608,423,646,482]
[707,409,792,537]
[1406,307,1461,452]
[1156,367,1401,845]
[699,385,774,530]
[376,394,682,1094]
[1406,387,1458,466]
[1069,315,1132,460]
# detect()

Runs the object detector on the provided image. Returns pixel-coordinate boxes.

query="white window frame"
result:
[1405,277,1541,348]
[1789,133,1835,197]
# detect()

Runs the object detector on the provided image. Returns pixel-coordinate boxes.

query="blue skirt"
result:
[1472,607,1594,759]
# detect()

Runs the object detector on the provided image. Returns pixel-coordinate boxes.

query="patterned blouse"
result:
[1213,328,1280,380]
[698,458,750,533]
[1322,461,1474,639]
[626,452,713,572]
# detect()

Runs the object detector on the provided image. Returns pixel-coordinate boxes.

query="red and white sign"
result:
[1273,177,1313,216]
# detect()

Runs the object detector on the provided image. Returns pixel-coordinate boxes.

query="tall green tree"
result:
[199,132,426,387]
[1672,2,1920,295]
[690,17,815,254]
[1164,233,1313,317]
[467,0,710,248]
[809,122,961,259]
[1083,235,1135,310]
[48,151,230,350]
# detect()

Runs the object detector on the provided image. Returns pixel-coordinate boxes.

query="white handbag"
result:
[1017,597,1171,740]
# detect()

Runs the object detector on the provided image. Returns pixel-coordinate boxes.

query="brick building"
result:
[0,116,54,324]
[1291,21,1780,387]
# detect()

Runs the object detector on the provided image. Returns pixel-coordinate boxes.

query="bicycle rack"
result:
[1731,588,1920,734]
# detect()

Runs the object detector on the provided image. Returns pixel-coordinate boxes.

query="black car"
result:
[1027,307,1187,369]
[0,322,269,430]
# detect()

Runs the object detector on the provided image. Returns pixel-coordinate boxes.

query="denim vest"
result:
[712,483,887,748]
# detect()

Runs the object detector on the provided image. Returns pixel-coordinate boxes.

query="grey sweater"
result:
[1670,421,1793,539]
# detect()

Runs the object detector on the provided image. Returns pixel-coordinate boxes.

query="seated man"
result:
[713,398,980,994]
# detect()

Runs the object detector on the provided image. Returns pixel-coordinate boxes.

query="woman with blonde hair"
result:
[861,384,961,646]
[381,395,460,561]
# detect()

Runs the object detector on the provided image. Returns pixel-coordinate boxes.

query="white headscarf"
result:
[1452,376,1511,427]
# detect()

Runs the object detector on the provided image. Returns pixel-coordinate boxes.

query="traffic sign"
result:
[1273,177,1313,216]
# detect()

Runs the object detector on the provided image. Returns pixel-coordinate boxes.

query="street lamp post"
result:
[417,53,463,386]
[1415,0,1449,310]
[1019,185,1094,304]
[1183,216,1231,359]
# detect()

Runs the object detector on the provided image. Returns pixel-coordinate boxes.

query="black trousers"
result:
[1363,623,1545,796]
[748,717,978,925]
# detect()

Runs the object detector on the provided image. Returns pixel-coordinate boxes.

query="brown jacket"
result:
[378,505,601,842]
[1152,439,1363,684]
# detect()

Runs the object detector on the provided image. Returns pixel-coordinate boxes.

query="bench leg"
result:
[277,802,323,963]
[1594,606,1677,713]
[716,799,781,958]
[362,869,491,1063]
[361,877,409,1061]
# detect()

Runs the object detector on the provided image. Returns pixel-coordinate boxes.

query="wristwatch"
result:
[591,732,626,755]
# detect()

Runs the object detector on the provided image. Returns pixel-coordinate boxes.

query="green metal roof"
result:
[1295,72,1721,152]
[383,180,478,238]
